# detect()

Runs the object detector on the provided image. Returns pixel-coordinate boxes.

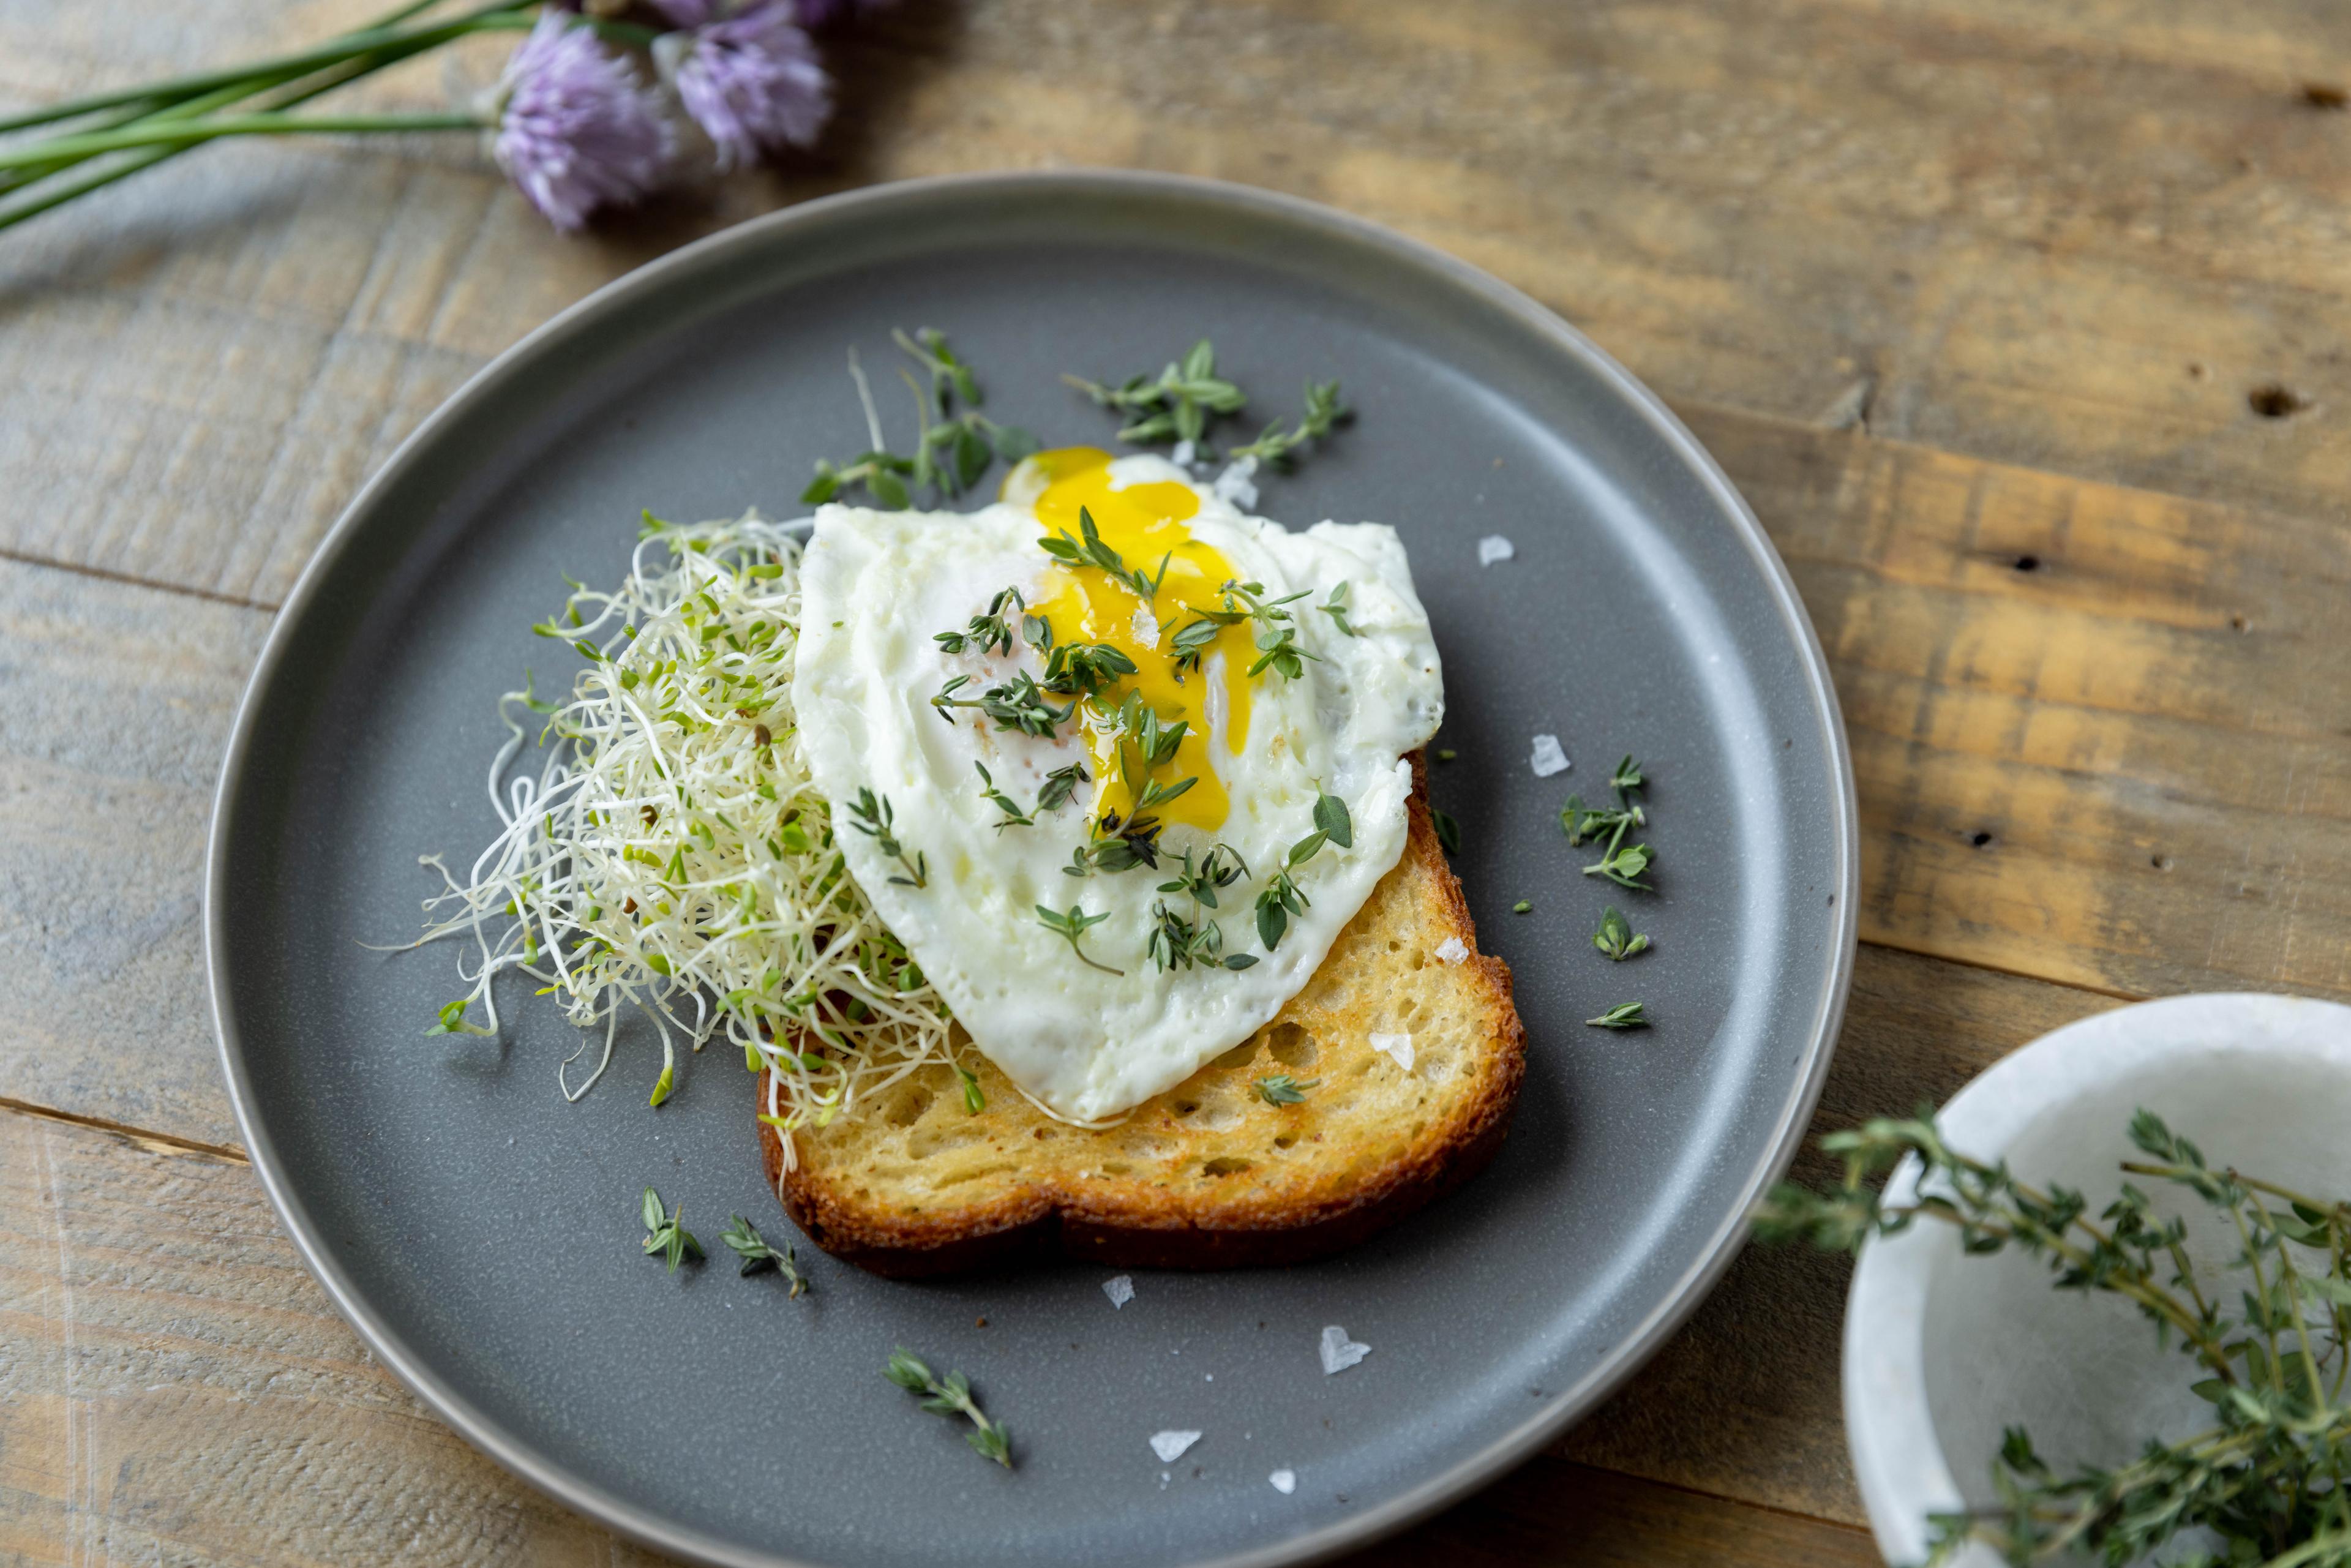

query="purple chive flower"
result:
[492,13,677,232]
[652,1,833,169]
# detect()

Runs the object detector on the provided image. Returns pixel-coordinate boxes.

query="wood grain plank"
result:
[1697,408,2351,1002]
[3,0,2350,607]
[0,1105,1878,1568]
[0,558,269,1153]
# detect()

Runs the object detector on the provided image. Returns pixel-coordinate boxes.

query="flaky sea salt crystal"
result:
[1150,1430,1202,1462]
[1434,937,1469,966]
[1213,454,1259,511]
[1477,535,1515,566]
[1319,1326,1371,1376]
[1370,1032,1414,1071]
[1103,1275,1134,1309]
[1131,604,1161,648]
[1529,734,1569,778]
[1171,438,1196,467]
[1269,1469,1297,1495]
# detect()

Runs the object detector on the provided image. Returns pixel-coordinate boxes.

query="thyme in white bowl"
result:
[1757,1109,2351,1568]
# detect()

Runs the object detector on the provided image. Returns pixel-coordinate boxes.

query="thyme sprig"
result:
[1576,754,1655,889]
[1035,760,1090,815]
[1147,899,1253,972]
[1321,579,1361,637]
[1228,579,1321,680]
[845,787,927,888]
[1241,808,1335,959]
[1039,506,1169,603]
[1065,807,1166,876]
[804,332,1035,508]
[1583,835,1655,891]
[640,1187,703,1273]
[885,1348,1013,1468]
[936,587,1023,657]
[1585,1002,1648,1029]
[1560,793,1646,847]
[1755,1108,2351,1568]
[1063,338,1247,447]
[931,670,1075,738]
[973,762,1033,830]
[1041,639,1139,699]
[1592,905,1651,961]
[1229,379,1351,468]
[1037,902,1121,974]
[802,448,915,509]
[1255,1073,1318,1105]
[1157,844,1250,909]
[894,326,981,411]
[718,1214,809,1297]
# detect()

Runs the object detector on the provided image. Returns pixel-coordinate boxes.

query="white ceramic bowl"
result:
[1843,993,2351,1566]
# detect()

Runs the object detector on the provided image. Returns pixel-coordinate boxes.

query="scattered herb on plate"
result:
[1586,1002,1648,1030]
[640,1187,703,1273]
[719,1214,809,1297]
[1592,906,1649,961]
[886,1348,1013,1468]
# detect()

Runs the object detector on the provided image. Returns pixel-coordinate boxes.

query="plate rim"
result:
[206,167,1859,1568]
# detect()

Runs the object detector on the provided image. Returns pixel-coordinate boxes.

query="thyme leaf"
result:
[1592,905,1651,961]
[639,1187,703,1272]
[1063,338,1248,448]
[973,761,1035,830]
[885,1348,1012,1468]
[1255,1073,1319,1105]
[1037,902,1122,974]
[1228,379,1351,468]
[719,1214,809,1296]
[1320,579,1361,637]
[846,787,928,888]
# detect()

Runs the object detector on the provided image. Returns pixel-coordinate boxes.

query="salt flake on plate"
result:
[1370,1031,1414,1071]
[1150,1430,1202,1462]
[1477,535,1515,566]
[1212,454,1260,511]
[1319,1325,1371,1375]
[1434,937,1469,966]
[1103,1275,1135,1309]
[1269,1469,1298,1495]
[1130,604,1161,648]
[1529,734,1570,778]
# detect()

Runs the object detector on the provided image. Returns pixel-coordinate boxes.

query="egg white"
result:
[791,456,1443,1122]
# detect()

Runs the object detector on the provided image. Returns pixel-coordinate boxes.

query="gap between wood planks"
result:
[0,1092,249,1164]
[0,544,277,614]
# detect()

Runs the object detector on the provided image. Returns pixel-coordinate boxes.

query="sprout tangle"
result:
[407,511,956,1168]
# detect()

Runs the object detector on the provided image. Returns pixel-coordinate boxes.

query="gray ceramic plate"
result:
[208,171,1856,1568]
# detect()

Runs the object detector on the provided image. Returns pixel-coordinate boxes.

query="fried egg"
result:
[792,448,1442,1121]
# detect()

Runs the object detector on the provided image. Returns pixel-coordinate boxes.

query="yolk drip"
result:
[1014,447,1257,833]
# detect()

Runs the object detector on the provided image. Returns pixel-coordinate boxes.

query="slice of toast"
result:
[759,756,1526,1276]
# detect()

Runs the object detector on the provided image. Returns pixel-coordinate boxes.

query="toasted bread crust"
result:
[759,756,1524,1275]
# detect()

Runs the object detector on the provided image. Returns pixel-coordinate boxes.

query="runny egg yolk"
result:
[1013,447,1258,834]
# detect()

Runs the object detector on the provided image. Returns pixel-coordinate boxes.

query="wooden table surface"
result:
[3,1,2345,1562]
